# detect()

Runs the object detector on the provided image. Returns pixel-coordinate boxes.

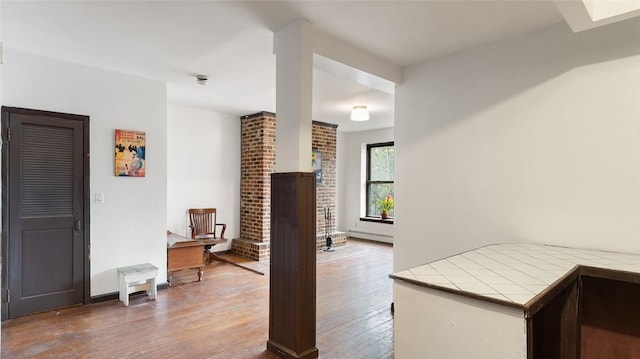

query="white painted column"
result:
[273,20,313,173]
[268,20,318,359]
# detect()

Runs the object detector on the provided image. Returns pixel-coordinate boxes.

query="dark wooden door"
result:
[2,107,90,319]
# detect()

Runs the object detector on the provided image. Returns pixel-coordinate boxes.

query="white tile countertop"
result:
[391,243,640,308]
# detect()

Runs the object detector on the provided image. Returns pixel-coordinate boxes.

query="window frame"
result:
[365,141,394,219]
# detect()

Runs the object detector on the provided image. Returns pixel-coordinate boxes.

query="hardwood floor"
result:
[1,238,393,358]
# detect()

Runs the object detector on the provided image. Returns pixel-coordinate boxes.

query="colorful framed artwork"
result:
[115,129,146,177]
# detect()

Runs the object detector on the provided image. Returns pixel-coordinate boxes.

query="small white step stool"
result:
[117,263,158,307]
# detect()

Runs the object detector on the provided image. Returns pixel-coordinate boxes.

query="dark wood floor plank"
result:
[2,238,393,358]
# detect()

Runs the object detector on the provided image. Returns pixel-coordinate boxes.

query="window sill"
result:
[360,217,394,224]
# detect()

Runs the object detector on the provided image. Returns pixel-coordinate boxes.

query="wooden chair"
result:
[188,208,228,263]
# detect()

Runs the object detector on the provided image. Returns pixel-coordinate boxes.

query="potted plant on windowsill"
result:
[378,195,394,220]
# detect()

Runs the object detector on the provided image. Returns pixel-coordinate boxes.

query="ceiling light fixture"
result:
[196,74,209,86]
[351,105,369,122]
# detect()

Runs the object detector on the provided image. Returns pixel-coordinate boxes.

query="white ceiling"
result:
[1,1,564,132]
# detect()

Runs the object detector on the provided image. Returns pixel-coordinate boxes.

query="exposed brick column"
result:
[233,112,276,260]
[233,115,346,260]
[312,121,337,234]
[312,121,346,249]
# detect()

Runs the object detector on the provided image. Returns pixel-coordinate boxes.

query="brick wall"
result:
[312,121,337,235]
[234,114,343,260]
[240,112,276,243]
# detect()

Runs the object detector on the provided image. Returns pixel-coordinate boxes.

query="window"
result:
[366,142,394,218]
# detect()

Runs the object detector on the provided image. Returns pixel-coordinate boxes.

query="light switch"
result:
[96,193,104,203]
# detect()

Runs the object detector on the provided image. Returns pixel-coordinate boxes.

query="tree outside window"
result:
[366,142,394,218]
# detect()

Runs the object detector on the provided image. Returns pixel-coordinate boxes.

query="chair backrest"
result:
[189,208,218,239]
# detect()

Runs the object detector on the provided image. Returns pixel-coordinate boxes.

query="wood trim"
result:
[82,113,91,305]
[579,265,640,285]
[2,107,90,122]
[527,276,580,359]
[388,274,526,310]
[525,266,581,318]
[526,317,534,359]
[1,107,10,320]
[560,279,580,358]
[268,172,319,358]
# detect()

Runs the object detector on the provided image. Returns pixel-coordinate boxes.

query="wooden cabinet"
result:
[530,267,640,358]
[167,240,205,286]
[391,244,640,358]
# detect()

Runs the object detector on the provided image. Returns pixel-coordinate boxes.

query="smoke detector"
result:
[196,75,209,86]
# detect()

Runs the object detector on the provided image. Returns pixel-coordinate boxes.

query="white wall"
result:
[166,104,241,250]
[2,50,168,295]
[395,19,640,272]
[339,127,395,243]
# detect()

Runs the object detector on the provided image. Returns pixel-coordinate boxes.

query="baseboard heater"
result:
[348,230,393,243]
